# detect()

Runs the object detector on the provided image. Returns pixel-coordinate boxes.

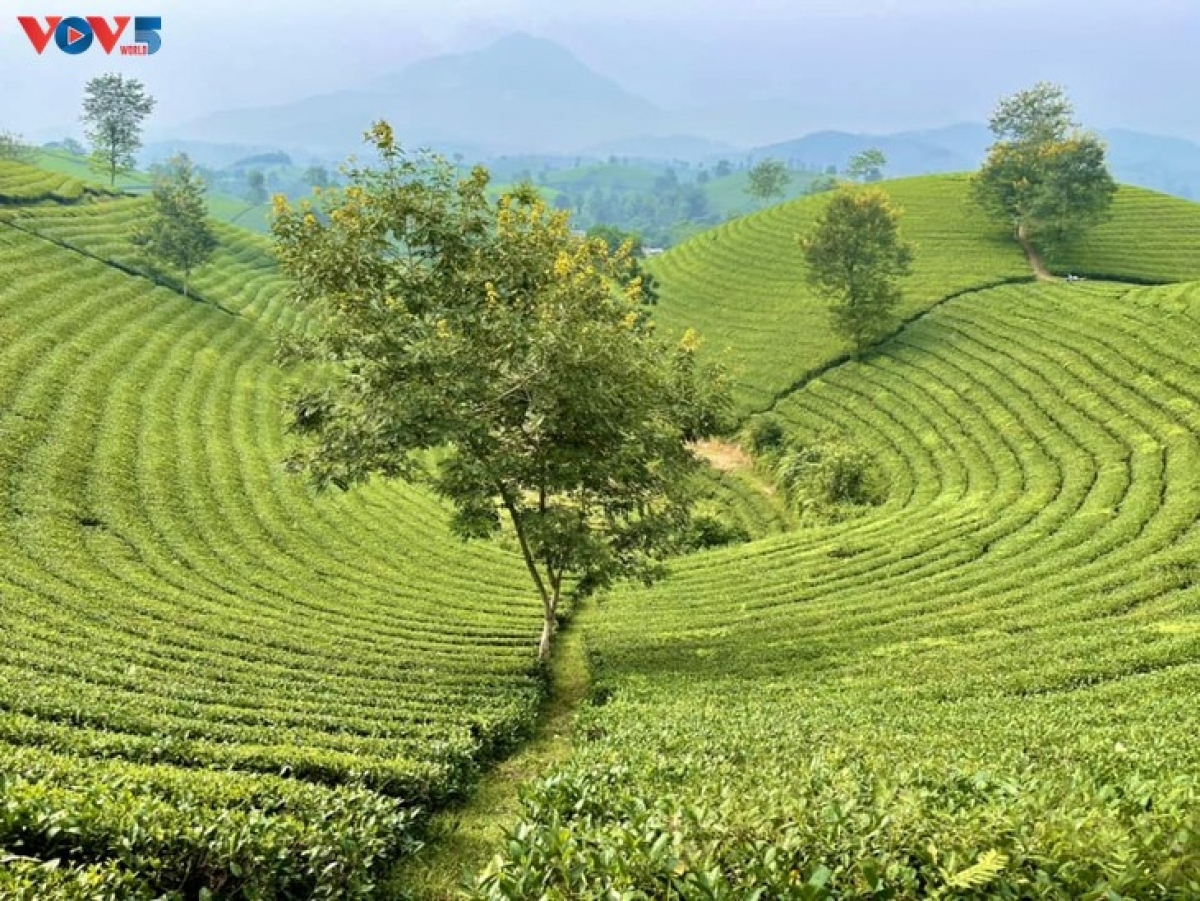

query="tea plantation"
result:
[475,184,1200,897]
[648,175,1200,413]
[2,158,1200,898]
[0,162,544,897]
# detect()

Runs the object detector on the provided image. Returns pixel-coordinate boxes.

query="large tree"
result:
[82,73,156,187]
[972,83,1116,256]
[131,154,217,299]
[801,187,914,355]
[746,158,791,206]
[272,123,728,662]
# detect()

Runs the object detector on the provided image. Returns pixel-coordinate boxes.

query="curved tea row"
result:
[0,187,545,895]
[486,280,1200,898]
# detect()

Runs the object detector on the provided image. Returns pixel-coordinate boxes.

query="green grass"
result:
[701,169,824,219]
[480,279,1200,898]
[386,626,591,900]
[31,148,152,194]
[650,175,1200,414]
[30,149,277,233]
[0,166,549,896]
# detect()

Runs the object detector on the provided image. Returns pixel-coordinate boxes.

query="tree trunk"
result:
[498,486,556,662]
[538,610,555,663]
[183,269,189,299]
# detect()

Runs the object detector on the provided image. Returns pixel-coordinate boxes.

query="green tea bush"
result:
[476,280,1200,899]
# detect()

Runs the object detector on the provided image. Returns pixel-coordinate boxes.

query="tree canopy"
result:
[972,83,1116,254]
[131,154,217,299]
[746,158,791,205]
[81,73,156,187]
[0,131,33,162]
[272,123,728,662]
[801,187,914,355]
[846,148,887,183]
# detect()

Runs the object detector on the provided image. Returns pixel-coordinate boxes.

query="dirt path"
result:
[384,626,590,899]
[1018,233,1057,282]
[692,438,753,474]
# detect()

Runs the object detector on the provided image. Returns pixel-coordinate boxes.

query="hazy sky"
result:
[3,0,1199,144]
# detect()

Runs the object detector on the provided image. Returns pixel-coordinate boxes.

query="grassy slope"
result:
[650,175,1200,413]
[0,166,548,895]
[476,183,1200,896]
[492,279,1200,896]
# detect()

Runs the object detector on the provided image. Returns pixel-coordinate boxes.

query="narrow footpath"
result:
[384,625,590,900]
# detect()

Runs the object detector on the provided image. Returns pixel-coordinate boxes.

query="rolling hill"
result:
[647,175,1200,413]
[485,277,1200,896]
[3,155,1200,897]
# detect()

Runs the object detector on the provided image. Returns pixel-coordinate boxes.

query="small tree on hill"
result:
[82,73,156,187]
[972,83,1116,256]
[746,158,791,206]
[801,187,914,355]
[0,131,34,162]
[131,154,217,299]
[272,123,729,663]
[846,148,887,183]
[245,169,268,205]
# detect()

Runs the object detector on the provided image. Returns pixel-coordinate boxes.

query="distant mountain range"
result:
[171,33,1200,201]
[747,124,1200,200]
[176,33,664,157]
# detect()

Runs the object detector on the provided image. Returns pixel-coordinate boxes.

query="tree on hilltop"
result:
[272,122,729,663]
[131,153,217,299]
[846,148,887,183]
[972,83,1116,258]
[801,187,914,355]
[82,73,156,187]
[746,158,791,206]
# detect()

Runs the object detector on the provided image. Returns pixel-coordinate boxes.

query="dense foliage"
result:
[5,157,1200,897]
[801,187,914,353]
[973,83,1117,252]
[131,153,217,298]
[272,123,728,661]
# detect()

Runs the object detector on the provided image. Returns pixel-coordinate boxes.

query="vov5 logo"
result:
[18,16,162,56]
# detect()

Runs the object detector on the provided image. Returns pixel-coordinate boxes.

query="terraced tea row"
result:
[1050,187,1200,284]
[0,213,545,894]
[0,159,116,205]
[648,176,1200,413]
[481,281,1200,898]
